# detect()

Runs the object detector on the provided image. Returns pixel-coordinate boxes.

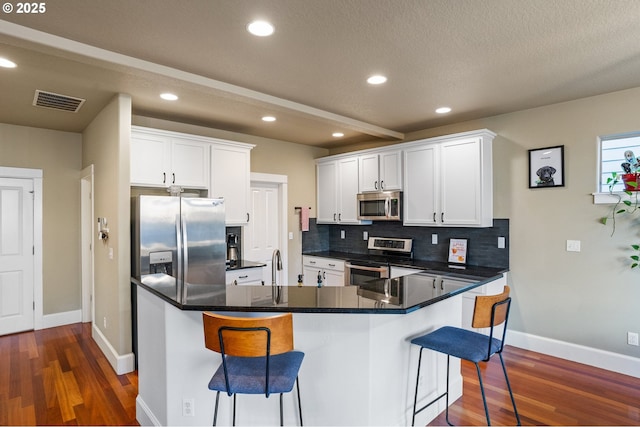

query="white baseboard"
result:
[91,323,136,375]
[136,395,161,426]
[41,309,82,329]
[508,330,640,378]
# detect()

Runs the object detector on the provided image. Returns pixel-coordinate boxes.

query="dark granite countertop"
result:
[132,268,504,314]
[303,250,507,280]
[226,260,266,271]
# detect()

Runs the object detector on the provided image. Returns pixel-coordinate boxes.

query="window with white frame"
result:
[599,132,640,193]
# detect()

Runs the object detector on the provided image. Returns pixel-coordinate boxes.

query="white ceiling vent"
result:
[33,90,85,113]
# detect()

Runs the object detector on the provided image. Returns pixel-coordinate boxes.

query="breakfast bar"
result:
[133,270,506,426]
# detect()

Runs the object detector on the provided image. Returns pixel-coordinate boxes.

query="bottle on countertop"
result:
[317,271,323,288]
[297,274,303,287]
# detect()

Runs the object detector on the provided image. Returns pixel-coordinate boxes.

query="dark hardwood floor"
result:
[428,345,640,426]
[0,323,137,426]
[1,323,639,426]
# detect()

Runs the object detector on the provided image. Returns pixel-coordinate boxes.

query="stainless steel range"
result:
[345,237,413,286]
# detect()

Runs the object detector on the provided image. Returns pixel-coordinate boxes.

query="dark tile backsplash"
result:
[302,218,509,269]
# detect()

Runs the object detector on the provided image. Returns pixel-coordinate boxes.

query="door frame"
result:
[249,173,288,282]
[81,165,95,323]
[0,166,43,330]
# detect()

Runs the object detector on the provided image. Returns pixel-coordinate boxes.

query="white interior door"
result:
[0,178,34,335]
[245,182,281,285]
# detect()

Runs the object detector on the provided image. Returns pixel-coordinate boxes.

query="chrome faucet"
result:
[271,249,282,285]
[271,249,283,303]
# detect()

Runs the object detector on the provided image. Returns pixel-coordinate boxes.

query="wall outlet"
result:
[498,236,506,249]
[103,317,107,328]
[340,230,345,239]
[363,231,368,240]
[431,234,438,245]
[628,332,639,346]
[182,398,195,417]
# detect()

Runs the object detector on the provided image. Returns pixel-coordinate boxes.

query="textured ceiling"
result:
[1,0,640,147]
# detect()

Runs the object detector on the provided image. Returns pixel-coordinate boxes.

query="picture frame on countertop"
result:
[448,238,468,267]
[528,145,565,188]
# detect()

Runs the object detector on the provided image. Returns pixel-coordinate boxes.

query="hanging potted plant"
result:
[620,149,640,191]
[600,150,640,268]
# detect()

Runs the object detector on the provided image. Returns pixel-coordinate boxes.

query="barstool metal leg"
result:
[232,394,237,426]
[474,362,491,426]
[213,391,220,426]
[499,353,521,426]
[411,348,424,426]
[296,377,303,426]
[280,393,284,426]
[444,355,452,426]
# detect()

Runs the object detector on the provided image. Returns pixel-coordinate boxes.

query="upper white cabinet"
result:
[130,126,254,225]
[131,127,210,189]
[316,156,363,224]
[211,144,252,225]
[403,130,495,227]
[358,150,402,192]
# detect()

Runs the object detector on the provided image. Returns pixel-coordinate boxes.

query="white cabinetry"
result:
[403,130,494,227]
[225,267,271,305]
[302,256,345,286]
[130,126,254,226]
[211,144,252,225]
[358,150,402,192]
[316,157,364,224]
[130,127,210,189]
[226,267,264,286]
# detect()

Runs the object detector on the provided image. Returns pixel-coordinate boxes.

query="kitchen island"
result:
[133,269,506,426]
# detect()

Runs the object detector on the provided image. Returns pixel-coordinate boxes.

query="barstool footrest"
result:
[413,391,447,418]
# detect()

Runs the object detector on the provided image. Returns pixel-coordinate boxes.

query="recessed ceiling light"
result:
[367,75,387,85]
[262,116,276,122]
[160,93,178,101]
[247,20,274,37]
[435,107,452,114]
[332,132,344,138]
[0,57,17,68]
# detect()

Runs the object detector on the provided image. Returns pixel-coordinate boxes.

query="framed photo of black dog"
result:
[528,145,565,188]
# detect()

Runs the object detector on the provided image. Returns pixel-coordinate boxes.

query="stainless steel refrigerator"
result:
[131,195,226,303]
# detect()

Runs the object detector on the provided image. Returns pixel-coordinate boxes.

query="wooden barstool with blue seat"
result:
[203,312,304,426]
[410,285,521,426]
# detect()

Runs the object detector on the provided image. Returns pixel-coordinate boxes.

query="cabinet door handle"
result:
[246,213,250,222]
[374,180,378,190]
[309,260,317,265]
[172,173,176,184]
[328,263,335,267]
[441,212,444,223]
[338,213,341,221]
[163,172,166,184]
[432,278,436,289]
[333,213,337,221]
[239,275,248,279]
[433,212,436,222]
[233,279,238,286]
[380,180,384,189]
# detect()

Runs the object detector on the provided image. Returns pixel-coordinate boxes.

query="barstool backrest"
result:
[471,285,511,329]
[203,312,294,357]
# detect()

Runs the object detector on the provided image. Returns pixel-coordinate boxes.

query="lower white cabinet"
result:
[302,256,345,286]
[225,267,271,305]
[226,267,264,286]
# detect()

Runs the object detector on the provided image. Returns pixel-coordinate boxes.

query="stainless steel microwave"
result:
[357,191,402,221]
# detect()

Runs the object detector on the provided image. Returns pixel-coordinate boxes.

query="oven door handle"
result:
[346,263,389,273]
